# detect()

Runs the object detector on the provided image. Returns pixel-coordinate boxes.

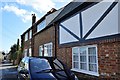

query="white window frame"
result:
[29,30,32,39]
[37,20,46,32]
[24,49,27,57]
[25,33,28,41]
[72,45,99,76]
[44,42,52,57]
[39,45,43,56]
[29,48,32,56]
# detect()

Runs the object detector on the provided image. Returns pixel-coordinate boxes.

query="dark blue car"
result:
[17,57,78,80]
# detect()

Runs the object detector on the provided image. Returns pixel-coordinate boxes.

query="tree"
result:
[9,44,17,65]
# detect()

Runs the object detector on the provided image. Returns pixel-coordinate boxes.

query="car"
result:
[17,57,78,80]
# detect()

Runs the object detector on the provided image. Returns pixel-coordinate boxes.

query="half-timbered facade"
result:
[21,0,120,79]
[54,0,120,79]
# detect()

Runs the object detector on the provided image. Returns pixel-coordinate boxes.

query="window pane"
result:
[29,30,32,39]
[37,20,46,32]
[25,33,28,41]
[39,46,43,56]
[24,49,27,57]
[80,63,87,70]
[80,56,86,62]
[89,64,97,72]
[73,48,78,54]
[44,42,52,57]
[80,47,86,56]
[73,55,79,61]
[29,48,32,56]
[73,62,79,69]
[88,47,96,55]
[89,56,96,63]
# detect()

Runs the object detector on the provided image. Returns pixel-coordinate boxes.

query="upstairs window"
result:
[37,20,46,32]
[25,33,28,41]
[29,30,32,39]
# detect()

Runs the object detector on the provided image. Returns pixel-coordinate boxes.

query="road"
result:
[0,62,18,80]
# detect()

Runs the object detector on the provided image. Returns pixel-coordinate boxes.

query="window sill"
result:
[71,68,99,76]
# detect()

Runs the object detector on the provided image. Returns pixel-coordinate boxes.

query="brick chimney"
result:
[32,14,36,25]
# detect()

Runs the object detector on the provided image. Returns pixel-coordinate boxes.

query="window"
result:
[24,49,27,57]
[25,33,28,41]
[29,48,32,56]
[72,45,99,76]
[44,42,52,57]
[39,45,43,56]
[29,30,32,39]
[37,20,46,32]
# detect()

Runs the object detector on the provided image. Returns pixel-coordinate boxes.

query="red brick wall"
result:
[98,41,120,79]
[33,26,55,57]
[23,39,31,56]
[56,36,120,79]
[57,47,72,69]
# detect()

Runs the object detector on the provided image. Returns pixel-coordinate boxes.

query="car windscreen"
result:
[29,58,51,73]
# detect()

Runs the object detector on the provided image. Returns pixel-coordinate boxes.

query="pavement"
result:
[0,61,18,80]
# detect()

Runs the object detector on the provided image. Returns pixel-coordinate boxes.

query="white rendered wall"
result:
[60,14,80,44]
[82,1,114,38]
[86,3,118,39]
[59,0,119,44]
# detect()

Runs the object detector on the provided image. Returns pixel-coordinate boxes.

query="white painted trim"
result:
[71,68,99,76]
[39,45,43,56]
[72,45,99,76]
[44,42,53,57]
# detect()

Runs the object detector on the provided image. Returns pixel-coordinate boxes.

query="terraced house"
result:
[21,0,120,79]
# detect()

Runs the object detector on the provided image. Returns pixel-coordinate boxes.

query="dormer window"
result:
[37,20,46,32]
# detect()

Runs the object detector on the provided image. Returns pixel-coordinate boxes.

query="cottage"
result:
[52,0,120,79]
[21,0,120,79]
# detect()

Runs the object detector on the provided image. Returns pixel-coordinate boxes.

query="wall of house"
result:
[59,1,119,45]
[23,39,32,56]
[56,1,120,79]
[33,26,55,57]
[57,36,120,79]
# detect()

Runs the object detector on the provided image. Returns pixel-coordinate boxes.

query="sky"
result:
[0,0,73,53]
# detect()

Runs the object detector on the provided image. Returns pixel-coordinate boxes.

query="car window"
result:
[53,59,64,70]
[19,61,25,68]
[30,58,51,73]
[24,57,29,63]
[19,57,29,70]
[21,57,26,62]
